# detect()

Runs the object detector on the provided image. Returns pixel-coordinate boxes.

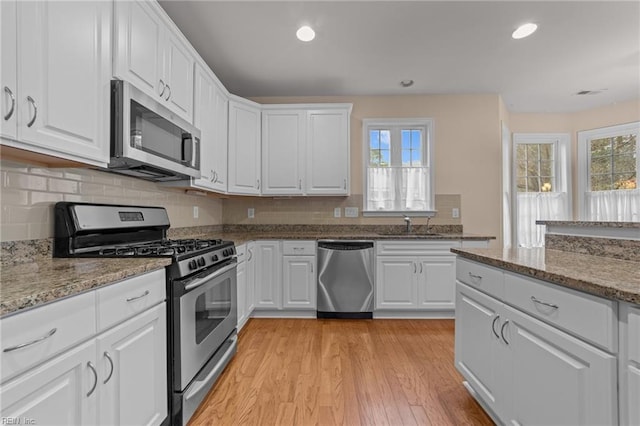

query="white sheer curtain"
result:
[586,189,640,222]
[517,192,569,248]
[368,167,428,211]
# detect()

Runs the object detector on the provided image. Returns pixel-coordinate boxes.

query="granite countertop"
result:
[536,220,640,229]
[0,257,171,317]
[452,247,640,305]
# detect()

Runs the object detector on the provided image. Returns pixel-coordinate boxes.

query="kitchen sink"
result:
[375,231,441,237]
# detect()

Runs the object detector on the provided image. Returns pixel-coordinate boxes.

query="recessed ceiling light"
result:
[296,25,315,42]
[512,23,538,39]
[400,79,414,88]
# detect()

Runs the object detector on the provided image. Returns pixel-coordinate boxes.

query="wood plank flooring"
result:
[189,319,493,426]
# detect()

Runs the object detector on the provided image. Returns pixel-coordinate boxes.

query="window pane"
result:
[370,130,380,149]
[591,138,612,156]
[539,144,553,161]
[411,149,422,166]
[591,174,611,191]
[381,149,390,165]
[402,150,410,166]
[613,135,636,155]
[527,177,540,192]
[411,130,422,149]
[401,130,411,150]
[613,154,636,173]
[380,130,391,149]
[540,179,553,192]
[516,177,527,192]
[516,145,527,165]
[526,144,539,160]
[590,155,612,175]
[539,160,554,177]
[613,173,637,190]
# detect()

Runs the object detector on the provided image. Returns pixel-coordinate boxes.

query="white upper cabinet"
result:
[306,108,350,195]
[1,0,111,166]
[261,104,352,196]
[228,97,261,195]
[192,64,228,193]
[114,0,194,123]
[262,109,305,195]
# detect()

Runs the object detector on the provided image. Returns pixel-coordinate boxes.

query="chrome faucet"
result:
[403,216,412,234]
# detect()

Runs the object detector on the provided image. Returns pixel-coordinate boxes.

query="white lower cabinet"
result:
[620,302,640,426]
[281,241,316,311]
[375,241,458,313]
[0,270,167,426]
[236,243,254,330]
[96,304,166,426]
[0,339,98,424]
[455,261,619,425]
[253,241,282,310]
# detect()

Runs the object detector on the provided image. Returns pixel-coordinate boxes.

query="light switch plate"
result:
[248,208,255,219]
[193,206,199,219]
[452,208,460,218]
[334,207,341,218]
[345,207,359,218]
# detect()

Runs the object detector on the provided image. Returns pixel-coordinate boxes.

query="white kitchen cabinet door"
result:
[228,99,261,195]
[114,0,194,123]
[193,65,228,193]
[305,109,350,195]
[163,31,194,121]
[262,110,305,195]
[0,0,17,141]
[96,303,167,426]
[417,256,456,310]
[504,304,618,426]
[253,242,282,309]
[375,257,417,310]
[236,259,248,330]
[3,0,110,165]
[454,282,506,421]
[620,303,640,426]
[0,339,98,425]
[282,256,316,309]
[246,243,256,314]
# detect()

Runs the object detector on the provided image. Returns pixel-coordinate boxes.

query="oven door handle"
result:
[184,262,237,291]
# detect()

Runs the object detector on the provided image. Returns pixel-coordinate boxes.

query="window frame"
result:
[362,118,435,217]
[577,121,640,220]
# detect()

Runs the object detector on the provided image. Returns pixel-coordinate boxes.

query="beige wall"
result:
[509,98,640,217]
[0,160,223,242]
[231,94,505,246]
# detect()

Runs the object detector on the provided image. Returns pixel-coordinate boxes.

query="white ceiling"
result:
[159,1,640,113]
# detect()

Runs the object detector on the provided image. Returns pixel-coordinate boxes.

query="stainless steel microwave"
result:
[108,80,200,181]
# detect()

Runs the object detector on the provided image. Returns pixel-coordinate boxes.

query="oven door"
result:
[174,261,237,391]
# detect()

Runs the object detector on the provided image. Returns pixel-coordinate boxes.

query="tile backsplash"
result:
[0,160,223,242]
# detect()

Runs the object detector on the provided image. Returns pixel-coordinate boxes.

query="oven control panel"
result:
[174,244,236,278]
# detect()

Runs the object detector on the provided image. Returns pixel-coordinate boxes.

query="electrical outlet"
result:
[452,208,460,218]
[248,208,255,219]
[334,207,341,218]
[193,206,199,219]
[344,207,359,218]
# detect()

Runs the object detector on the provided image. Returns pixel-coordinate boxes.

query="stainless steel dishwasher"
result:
[317,240,374,319]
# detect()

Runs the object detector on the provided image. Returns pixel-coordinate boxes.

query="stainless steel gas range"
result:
[54,202,237,425]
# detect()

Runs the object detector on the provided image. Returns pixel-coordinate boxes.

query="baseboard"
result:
[373,310,455,319]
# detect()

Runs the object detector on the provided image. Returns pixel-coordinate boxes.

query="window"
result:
[512,134,571,247]
[363,119,434,215]
[578,122,640,221]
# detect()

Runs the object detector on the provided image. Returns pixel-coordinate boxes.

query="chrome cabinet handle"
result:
[311,263,314,273]
[126,290,149,302]
[3,328,57,352]
[87,362,98,397]
[531,296,559,310]
[256,179,260,190]
[468,272,482,281]
[343,179,347,190]
[26,96,37,127]
[165,84,171,101]
[491,315,500,339]
[413,262,417,273]
[500,320,510,345]
[103,352,114,384]
[4,86,15,120]
[419,263,423,274]
[298,179,302,190]
[247,249,253,261]
[158,79,166,97]
[211,170,216,183]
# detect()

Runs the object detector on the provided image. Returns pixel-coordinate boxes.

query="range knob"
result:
[197,257,205,267]
[188,259,197,270]
[212,254,219,262]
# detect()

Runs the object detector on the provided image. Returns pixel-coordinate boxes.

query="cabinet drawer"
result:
[96,269,166,332]
[376,240,458,256]
[627,304,640,363]
[456,258,504,299]
[282,240,316,255]
[0,291,96,383]
[504,272,617,352]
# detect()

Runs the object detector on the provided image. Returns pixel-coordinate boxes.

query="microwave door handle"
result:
[192,137,198,168]
[181,136,190,165]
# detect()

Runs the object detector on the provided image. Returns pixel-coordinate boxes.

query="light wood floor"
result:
[189,319,493,426]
